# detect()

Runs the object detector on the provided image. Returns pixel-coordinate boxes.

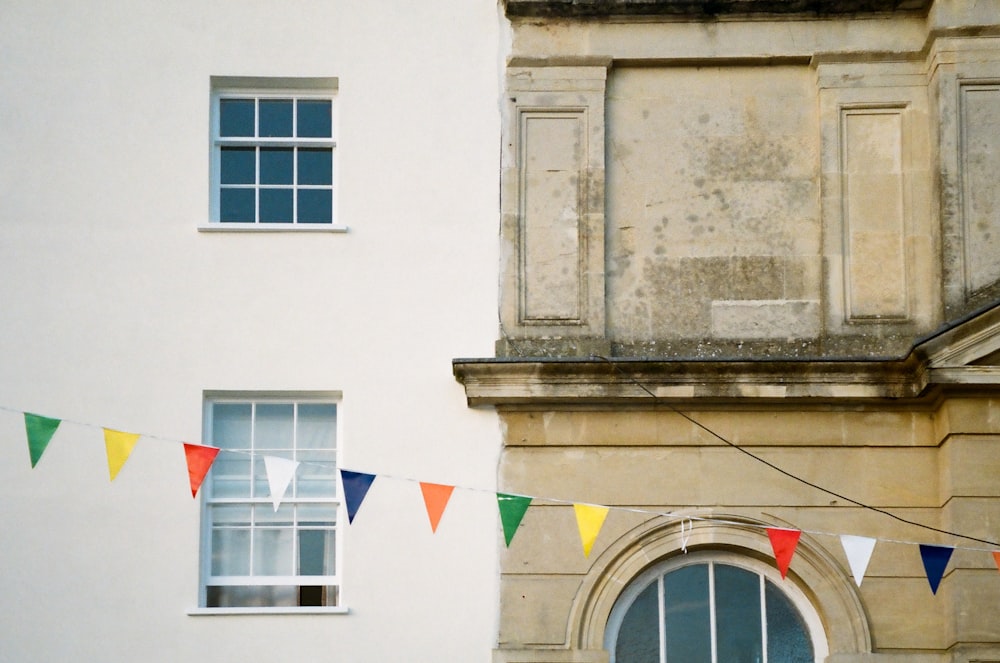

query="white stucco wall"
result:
[0,2,504,661]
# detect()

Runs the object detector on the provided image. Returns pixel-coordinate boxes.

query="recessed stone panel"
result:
[521,112,585,322]
[842,108,908,320]
[961,84,1000,296]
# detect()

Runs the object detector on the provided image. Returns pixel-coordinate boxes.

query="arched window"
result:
[605,551,828,663]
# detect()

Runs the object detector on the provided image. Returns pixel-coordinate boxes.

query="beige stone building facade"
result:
[455,1,1000,661]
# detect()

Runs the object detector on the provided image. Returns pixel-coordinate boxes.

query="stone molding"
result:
[500,63,610,348]
[504,0,932,19]
[567,515,871,654]
[454,354,930,405]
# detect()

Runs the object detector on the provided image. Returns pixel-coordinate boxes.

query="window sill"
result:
[198,223,348,233]
[187,606,350,616]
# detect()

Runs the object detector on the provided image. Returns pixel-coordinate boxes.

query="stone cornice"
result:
[452,354,933,406]
[504,0,932,19]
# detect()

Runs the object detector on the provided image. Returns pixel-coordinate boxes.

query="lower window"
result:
[201,395,339,608]
[607,552,823,663]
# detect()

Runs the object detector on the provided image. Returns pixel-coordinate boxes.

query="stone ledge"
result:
[453,354,932,405]
[504,0,932,19]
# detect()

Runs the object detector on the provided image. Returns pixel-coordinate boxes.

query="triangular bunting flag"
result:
[767,528,801,579]
[24,412,61,468]
[574,504,609,558]
[840,535,877,587]
[497,493,532,547]
[103,428,140,481]
[919,544,954,595]
[341,470,376,524]
[993,551,1000,572]
[420,482,455,533]
[263,456,299,511]
[183,443,220,498]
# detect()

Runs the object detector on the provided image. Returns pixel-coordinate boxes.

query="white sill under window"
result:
[187,606,350,616]
[198,223,348,233]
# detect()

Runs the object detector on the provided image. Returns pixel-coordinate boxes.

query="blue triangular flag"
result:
[919,544,954,595]
[340,470,376,524]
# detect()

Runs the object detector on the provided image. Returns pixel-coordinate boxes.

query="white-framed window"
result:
[206,77,343,231]
[605,551,828,663]
[199,394,341,610]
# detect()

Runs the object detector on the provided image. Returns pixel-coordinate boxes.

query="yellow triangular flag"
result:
[103,428,140,481]
[574,503,609,558]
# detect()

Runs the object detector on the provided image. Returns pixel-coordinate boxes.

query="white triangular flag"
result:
[264,456,299,511]
[840,535,877,587]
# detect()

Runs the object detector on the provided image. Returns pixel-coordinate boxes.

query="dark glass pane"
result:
[299,530,327,576]
[715,565,763,663]
[664,564,711,663]
[765,581,813,663]
[259,99,293,137]
[260,189,293,223]
[298,585,337,607]
[298,148,332,185]
[220,147,255,184]
[220,99,254,137]
[616,581,660,663]
[220,188,255,223]
[260,148,293,185]
[298,100,332,137]
[299,585,324,606]
[297,189,332,223]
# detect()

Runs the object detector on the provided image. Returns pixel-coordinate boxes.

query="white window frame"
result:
[193,392,346,615]
[202,76,346,233]
[605,551,829,663]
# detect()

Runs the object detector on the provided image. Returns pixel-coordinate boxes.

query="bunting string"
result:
[6,401,1000,591]
[591,355,1000,548]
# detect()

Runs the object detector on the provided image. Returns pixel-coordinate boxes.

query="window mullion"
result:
[293,147,299,223]
[291,403,299,574]
[290,98,297,224]
[658,575,666,663]
[254,146,261,224]
[708,562,718,663]
[760,574,768,663]
[254,99,261,224]
[249,403,257,575]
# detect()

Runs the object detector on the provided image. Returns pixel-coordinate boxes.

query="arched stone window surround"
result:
[567,514,872,657]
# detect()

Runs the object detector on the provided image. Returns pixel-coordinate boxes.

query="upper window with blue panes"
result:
[211,86,336,227]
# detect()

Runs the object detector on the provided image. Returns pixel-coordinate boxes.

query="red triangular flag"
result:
[419,482,455,533]
[183,444,220,498]
[767,528,801,579]
[993,551,1000,572]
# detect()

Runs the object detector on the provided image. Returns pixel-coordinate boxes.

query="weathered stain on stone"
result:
[701,135,794,181]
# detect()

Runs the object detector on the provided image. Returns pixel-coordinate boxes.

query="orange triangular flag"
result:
[183,444,220,498]
[767,527,801,579]
[103,428,140,481]
[420,482,455,533]
[992,551,1000,572]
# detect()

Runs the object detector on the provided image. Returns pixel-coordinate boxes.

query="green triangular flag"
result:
[24,412,61,468]
[497,493,532,547]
